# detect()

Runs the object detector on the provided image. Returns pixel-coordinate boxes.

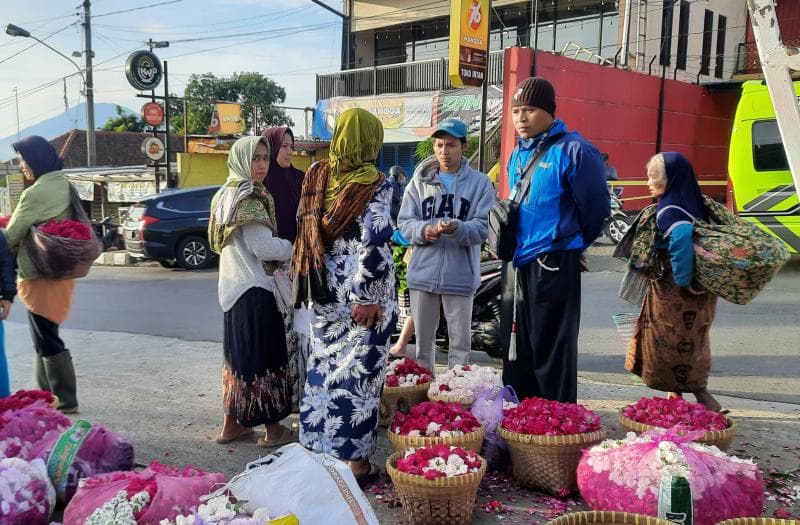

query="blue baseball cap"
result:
[432,118,468,140]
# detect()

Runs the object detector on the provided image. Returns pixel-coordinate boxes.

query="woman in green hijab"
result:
[209,136,296,447]
[292,108,397,486]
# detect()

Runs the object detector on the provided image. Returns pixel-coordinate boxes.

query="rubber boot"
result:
[34,353,51,391]
[42,351,78,414]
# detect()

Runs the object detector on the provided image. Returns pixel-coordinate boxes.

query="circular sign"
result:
[141,137,165,161]
[141,102,165,127]
[125,51,163,91]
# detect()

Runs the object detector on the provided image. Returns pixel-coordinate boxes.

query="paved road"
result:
[9,257,800,404]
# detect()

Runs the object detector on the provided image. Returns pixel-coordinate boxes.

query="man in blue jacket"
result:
[399,118,495,371]
[502,77,610,403]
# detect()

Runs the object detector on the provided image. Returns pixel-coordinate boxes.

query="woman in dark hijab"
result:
[261,127,304,244]
[622,152,721,412]
[4,136,79,413]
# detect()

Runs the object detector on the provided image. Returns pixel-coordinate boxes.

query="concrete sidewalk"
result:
[4,322,799,523]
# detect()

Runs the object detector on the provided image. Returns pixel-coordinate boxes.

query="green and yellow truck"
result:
[728,80,800,253]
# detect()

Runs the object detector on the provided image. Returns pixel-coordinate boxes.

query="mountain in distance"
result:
[0,102,134,160]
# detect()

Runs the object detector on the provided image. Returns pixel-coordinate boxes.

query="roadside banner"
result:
[208,102,245,135]
[448,0,490,87]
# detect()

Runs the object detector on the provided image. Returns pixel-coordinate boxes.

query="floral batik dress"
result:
[299,179,398,461]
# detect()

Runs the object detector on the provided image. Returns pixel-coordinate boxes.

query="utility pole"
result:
[83,0,97,166]
[13,88,20,141]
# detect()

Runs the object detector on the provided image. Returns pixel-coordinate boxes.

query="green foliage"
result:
[102,105,146,132]
[179,72,293,135]
[415,135,479,161]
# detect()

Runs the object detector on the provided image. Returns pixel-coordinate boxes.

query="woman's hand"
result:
[0,300,11,321]
[351,303,382,328]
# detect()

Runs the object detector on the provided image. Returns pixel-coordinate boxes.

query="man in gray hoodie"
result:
[399,118,496,370]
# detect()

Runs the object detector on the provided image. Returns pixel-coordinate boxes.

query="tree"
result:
[102,105,146,132]
[178,72,293,135]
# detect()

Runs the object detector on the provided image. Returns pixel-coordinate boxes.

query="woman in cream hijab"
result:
[209,136,295,446]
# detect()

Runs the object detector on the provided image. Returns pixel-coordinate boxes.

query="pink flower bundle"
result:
[0,215,9,229]
[391,401,481,438]
[501,397,602,436]
[39,219,93,240]
[577,430,764,525]
[0,403,71,459]
[623,396,729,432]
[0,457,56,525]
[395,445,483,480]
[63,462,226,524]
[0,389,55,414]
[385,357,433,388]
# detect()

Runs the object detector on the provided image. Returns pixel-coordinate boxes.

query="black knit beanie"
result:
[511,77,556,116]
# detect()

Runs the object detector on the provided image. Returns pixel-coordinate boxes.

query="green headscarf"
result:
[209,136,278,254]
[325,108,384,209]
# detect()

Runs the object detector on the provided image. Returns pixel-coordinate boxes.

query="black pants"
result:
[502,250,581,403]
[28,311,67,357]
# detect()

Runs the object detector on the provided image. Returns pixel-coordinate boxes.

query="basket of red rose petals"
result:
[619,396,736,450]
[386,445,486,525]
[499,397,606,496]
[380,357,434,427]
[546,511,673,525]
[388,401,484,454]
[26,216,102,280]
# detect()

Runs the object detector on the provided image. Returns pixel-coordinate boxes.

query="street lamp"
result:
[5,23,96,166]
[148,39,169,51]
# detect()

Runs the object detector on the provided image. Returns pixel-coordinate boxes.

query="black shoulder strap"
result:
[510,131,565,205]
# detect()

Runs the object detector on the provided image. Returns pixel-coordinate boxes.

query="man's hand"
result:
[0,300,11,321]
[437,220,458,235]
[423,225,441,243]
[579,256,590,272]
[351,303,382,328]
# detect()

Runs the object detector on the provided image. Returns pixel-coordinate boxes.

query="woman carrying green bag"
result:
[620,152,722,412]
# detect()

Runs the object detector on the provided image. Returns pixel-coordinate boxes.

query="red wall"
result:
[498,48,739,209]
[746,2,800,44]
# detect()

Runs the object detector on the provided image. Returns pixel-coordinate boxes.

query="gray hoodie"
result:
[398,155,496,296]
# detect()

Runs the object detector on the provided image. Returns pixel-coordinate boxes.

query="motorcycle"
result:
[91,216,125,251]
[603,187,631,244]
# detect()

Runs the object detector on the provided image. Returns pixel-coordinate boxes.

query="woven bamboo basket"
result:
[717,518,800,525]
[379,382,432,427]
[427,391,473,411]
[386,451,487,525]
[546,511,673,525]
[499,427,607,495]
[388,425,485,454]
[618,412,737,451]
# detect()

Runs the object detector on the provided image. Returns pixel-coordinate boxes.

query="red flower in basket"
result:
[501,397,602,436]
[0,215,10,229]
[395,444,483,479]
[391,401,481,438]
[622,396,729,432]
[385,357,433,388]
[40,219,93,240]
[0,389,55,413]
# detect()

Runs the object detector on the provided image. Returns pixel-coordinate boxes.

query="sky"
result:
[0,0,345,140]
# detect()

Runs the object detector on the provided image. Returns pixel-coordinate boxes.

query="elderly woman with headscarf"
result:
[261,126,308,407]
[292,108,396,486]
[209,135,296,446]
[620,152,721,412]
[3,136,78,413]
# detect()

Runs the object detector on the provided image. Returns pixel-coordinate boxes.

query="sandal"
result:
[215,427,255,445]
[354,462,380,489]
[257,426,297,448]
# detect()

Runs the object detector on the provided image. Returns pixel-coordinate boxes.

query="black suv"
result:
[123,185,219,270]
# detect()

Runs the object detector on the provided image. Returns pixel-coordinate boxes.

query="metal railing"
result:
[736,40,800,76]
[468,118,504,173]
[316,50,506,100]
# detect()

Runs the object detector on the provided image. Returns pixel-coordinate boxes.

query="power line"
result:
[91,0,184,19]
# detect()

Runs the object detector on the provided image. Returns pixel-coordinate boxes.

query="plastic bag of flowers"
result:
[25,216,102,280]
[389,400,484,453]
[379,357,433,427]
[27,420,135,503]
[63,462,225,524]
[471,385,519,471]
[576,429,764,525]
[159,494,299,525]
[0,402,71,459]
[427,364,503,407]
[498,397,605,495]
[0,457,56,525]
[386,444,487,525]
[620,396,736,450]
[0,389,56,412]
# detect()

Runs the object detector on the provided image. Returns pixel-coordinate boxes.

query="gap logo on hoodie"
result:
[421,193,471,221]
